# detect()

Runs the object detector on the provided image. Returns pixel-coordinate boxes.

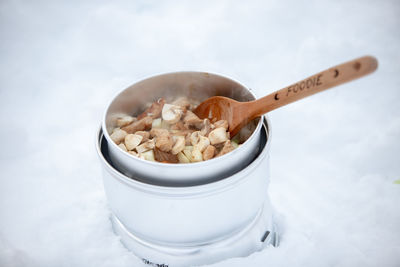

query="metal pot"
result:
[95,118,273,247]
[102,72,263,186]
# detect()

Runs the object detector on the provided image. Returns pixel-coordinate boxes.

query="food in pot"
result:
[110,97,242,163]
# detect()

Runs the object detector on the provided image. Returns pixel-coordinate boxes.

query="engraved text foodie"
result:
[285,74,323,97]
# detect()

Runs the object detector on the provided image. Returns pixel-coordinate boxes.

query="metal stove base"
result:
[110,203,279,267]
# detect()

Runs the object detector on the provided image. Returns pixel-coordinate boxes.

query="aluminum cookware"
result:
[96,118,272,246]
[102,72,263,186]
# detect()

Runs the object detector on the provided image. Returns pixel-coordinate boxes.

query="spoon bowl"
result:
[194,96,253,137]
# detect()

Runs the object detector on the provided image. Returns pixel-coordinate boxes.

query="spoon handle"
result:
[248,56,378,117]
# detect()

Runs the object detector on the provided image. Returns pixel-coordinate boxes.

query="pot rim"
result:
[101,71,264,171]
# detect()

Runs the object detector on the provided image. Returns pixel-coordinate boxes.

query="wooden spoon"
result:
[194,56,378,136]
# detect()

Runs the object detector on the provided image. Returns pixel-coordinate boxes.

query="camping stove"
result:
[111,203,278,267]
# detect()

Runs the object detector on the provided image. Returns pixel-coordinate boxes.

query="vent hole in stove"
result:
[261,231,270,242]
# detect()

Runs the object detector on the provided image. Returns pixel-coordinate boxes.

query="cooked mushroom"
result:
[134,131,150,143]
[190,148,203,162]
[194,135,210,153]
[124,134,143,151]
[128,150,138,156]
[152,118,162,128]
[200,119,214,136]
[162,104,184,124]
[182,146,193,161]
[118,143,127,151]
[184,132,192,146]
[110,128,127,144]
[190,131,201,146]
[136,139,155,153]
[208,127,229,145]
[213,120,228,130]
[177,151,190,163]
[171,135,185,155]
[138,150,156,161]
[117,115,136,127]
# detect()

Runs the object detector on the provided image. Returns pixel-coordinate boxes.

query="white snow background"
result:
[0,0,399,266]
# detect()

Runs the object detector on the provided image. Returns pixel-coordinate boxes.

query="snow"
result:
[1,0,399,266]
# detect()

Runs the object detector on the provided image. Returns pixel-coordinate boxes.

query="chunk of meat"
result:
[154,148,179,163]
[122,116,153,134]
[183,110,203,129]
[137,98,165,120]
[171,97,191,109]
[203,145,216,161]
[155,132,173,152]
[216,140,235,157]
[150,128,169,138]
[170,129,194,136]
[170,121,186,131]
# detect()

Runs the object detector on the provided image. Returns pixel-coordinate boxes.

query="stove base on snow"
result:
[110,203,279,267]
